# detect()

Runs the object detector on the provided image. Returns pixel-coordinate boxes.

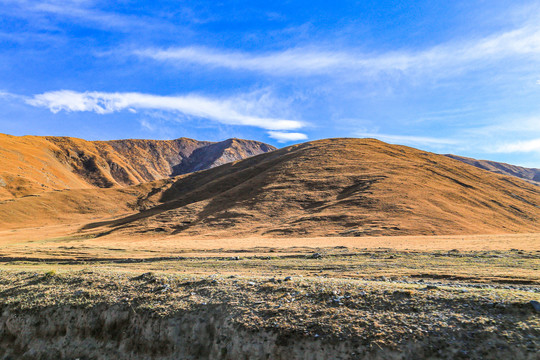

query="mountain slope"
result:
[0,134,275,199]
[445,154,540,186]
[80,138,540,238]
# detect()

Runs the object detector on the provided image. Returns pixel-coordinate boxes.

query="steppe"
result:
[0,135,538,359]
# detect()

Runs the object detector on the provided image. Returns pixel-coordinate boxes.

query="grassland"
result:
[0,234,538,359]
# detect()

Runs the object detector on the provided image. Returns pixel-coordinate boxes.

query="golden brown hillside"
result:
[78,138,540,238]
[0,133,275,199]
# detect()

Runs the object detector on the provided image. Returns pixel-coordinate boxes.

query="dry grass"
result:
[1,138,539,237]
[2,250,539,284]
[75,138,540,238]
[1,233,538,357]
[1,265,538,354]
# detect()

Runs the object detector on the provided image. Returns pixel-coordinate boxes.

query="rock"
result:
[423,285,438,290]
[530,300,540,312]
[154,284,170,293]
[308,253,323,259]
[283,276,292,282]
[332,296,344,305]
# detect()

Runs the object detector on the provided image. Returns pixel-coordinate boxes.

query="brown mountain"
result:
[445,154,540,186]
[0,133,275,200]
[74,138,540,238]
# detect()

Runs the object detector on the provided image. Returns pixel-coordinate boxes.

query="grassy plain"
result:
[1,233,539,358]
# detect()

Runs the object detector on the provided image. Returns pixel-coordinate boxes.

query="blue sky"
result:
[1,1,540,167]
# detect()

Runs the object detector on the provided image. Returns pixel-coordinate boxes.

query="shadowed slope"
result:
[82,138,540,238]
[0,134,275,199]
[446,154,540,186]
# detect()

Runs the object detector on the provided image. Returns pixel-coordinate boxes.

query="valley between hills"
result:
[0,134,538,359]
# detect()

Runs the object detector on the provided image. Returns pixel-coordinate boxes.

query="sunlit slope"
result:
[83,138,540,237]
[0,178,177,230]
[0,133,274,200]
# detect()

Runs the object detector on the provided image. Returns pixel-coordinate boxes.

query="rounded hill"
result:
[83,138,540,238]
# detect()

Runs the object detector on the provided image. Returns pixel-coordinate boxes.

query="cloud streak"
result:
[135,23,540,78]
[356,132,458,147]
[26,90,304,131]
[0,0,168,33]
[268,131,307,143]
[493,138,540,153]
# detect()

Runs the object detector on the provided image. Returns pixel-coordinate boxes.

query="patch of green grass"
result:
[44,269,57,278]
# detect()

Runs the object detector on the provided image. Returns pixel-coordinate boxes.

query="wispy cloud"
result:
[466,116,540,135]
[268,131,307,142]
[0,0,165,33]
[0,91,24,100]
[356,132,458,146]
[493,138,540,153]
[135,22,540,79]
[26,90,304,131]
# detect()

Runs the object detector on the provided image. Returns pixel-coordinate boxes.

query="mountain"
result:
[445,154,540,186]
[76,138,540,238]
[0,133,275,200]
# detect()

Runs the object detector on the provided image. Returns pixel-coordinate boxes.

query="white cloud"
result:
[135,47,348,76]
[26,90,304,131]
[356,132,458,146]
[135,23,540,79]
[0,91,23,100]
[0,0,163,33]
[493,138,540,153]
[268,131,308,143]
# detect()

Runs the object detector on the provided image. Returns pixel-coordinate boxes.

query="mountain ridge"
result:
[0,133,275,199]
[445,154,540,186]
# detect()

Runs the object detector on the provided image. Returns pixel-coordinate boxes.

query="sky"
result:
[1,1,540,167]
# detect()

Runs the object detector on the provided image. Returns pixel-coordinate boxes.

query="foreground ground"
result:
[0,234,539,359]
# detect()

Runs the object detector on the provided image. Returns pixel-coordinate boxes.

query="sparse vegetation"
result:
[0,245,539,358]
[44,269,57,278]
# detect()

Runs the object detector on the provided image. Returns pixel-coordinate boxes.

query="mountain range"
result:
[0,133,274,200]
[1,135,538,237]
